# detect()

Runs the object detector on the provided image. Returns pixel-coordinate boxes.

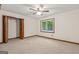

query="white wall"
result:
[37,9,79,43]
[24,17,37,37]
[0,10,37,42]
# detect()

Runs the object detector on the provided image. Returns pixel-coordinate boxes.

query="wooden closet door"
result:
[3,16,8,43]
[19,19,24,39]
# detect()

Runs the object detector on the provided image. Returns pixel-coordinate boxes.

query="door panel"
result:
[8,18,17,38]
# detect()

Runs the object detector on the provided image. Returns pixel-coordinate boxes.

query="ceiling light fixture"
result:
[36,11,42,15]
[29,5,49,16]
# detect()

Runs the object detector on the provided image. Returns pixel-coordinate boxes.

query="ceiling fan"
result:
[29,5,50,15]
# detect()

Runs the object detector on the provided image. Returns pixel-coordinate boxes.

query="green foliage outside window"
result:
[41,18,55,33]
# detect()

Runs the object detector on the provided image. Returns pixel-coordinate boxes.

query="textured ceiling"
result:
[1,4,79,18]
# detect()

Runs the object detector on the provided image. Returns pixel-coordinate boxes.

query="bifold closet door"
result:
[8,18,17,39]
[16,19,20,37]
[3,16,24,43]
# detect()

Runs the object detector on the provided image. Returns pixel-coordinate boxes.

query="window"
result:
[40,18,55,33]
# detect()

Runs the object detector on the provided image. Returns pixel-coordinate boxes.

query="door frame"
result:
[3,15,24,43]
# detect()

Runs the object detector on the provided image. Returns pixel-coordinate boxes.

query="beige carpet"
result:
[0,36,79,54]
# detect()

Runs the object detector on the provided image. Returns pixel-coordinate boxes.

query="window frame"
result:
[40,18,55,33]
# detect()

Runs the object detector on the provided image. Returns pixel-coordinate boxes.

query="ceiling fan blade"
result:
[33,12,37,15]
[29,8,37,11]
[42,10,49,12]
[37,8,40,11]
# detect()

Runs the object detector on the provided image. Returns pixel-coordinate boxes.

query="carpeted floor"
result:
[0,36,79,54]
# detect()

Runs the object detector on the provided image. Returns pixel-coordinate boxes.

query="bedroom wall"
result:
[0,10,37,42]
[37,9,79,43]
[24,17,37,37]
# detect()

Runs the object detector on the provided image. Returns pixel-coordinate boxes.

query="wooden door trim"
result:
[20,18,24,39]
[3,16,8,43]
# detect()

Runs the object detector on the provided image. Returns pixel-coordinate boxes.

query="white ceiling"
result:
[1,4,79,18]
